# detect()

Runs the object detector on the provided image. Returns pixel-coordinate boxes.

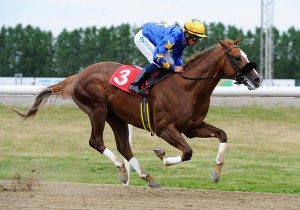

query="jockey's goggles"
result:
[191,35,201,42]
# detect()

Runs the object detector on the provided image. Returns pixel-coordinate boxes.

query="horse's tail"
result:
[10,74,77,120]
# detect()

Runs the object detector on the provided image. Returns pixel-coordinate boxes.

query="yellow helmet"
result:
[184,19,207,38]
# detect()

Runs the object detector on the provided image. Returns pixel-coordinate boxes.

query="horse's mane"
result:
[184,38,234,70]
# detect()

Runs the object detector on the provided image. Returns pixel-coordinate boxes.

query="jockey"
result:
[129,19,207,95]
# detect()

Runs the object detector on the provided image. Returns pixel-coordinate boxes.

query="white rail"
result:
[212,86,300,97]
[0,85,299,97]
[0,85,45,95]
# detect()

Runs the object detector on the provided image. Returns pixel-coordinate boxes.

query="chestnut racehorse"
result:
[10,38,262,187]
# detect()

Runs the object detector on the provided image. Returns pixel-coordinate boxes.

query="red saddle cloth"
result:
[109,65,143,94]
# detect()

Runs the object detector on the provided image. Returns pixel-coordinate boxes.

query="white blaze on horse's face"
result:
[241,50,249,62]
[240,49,262,90]
[241,50,258,75]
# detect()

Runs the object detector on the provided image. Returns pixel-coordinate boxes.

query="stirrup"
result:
[137,90,148,97]
[129,86,148,97]
[129,84,140,93]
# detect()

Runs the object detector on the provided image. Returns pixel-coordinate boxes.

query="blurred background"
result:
[0,0,299,87]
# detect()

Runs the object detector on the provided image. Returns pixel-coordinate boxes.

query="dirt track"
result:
[0,181,299,210]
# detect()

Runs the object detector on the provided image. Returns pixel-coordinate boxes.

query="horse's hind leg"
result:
[88,109,125,165]
[106,111,160,188]
[75,98,126,182]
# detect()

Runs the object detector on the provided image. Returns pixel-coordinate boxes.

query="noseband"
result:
[224,46,257,84]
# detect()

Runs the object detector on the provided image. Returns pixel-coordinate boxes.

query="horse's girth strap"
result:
[140,97,154,134]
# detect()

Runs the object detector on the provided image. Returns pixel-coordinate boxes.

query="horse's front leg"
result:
[154,124,193,166]
[184,122,227,183]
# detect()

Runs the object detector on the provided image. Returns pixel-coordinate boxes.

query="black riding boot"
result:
[129,68,150,95]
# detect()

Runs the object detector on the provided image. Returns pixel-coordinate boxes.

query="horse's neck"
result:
[180,51,224,118]
[185,48,223,76]
[184,48,224,97]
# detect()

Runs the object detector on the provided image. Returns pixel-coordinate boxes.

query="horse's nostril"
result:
[254,77,261,84]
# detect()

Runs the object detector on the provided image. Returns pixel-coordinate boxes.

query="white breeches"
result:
[134,30,174,65]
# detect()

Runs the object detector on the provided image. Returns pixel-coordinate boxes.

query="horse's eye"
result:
[234,56,241,62]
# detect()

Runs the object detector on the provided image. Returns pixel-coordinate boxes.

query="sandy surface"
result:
[0,181,299,210]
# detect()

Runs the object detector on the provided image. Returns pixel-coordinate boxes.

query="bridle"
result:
[180,45,257,83]
[224,45,257,84]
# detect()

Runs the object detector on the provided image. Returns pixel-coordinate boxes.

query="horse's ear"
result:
[233,37,241,45]
[217,38,227,48]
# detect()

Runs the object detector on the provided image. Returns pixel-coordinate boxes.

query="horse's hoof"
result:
[118,172,128,184]
[149,182,161,188]
[142,174,160,188]
[152,148,165,160]
[210,171,220,183]
[118,165,128,184]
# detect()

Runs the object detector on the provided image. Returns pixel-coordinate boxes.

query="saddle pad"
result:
[109,65,142,94]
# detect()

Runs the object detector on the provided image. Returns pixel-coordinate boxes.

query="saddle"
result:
[110,65,174,134]
[142,68,174,94]
[110,65,174,96]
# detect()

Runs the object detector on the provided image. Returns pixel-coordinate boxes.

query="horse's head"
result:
[218,38,262,90]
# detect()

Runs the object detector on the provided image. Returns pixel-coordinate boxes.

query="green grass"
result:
[0,103,300,194]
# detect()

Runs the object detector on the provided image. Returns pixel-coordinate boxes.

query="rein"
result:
[179,73,221,81]
[179,45,255,83]
[179,46,238,81]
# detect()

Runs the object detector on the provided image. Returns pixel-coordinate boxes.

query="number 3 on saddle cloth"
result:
[109,65,173,96]
[110,65,173,134]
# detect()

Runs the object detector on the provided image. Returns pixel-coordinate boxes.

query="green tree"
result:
[0,24,53,78]
[226,25,244,40]
[0,26,9,76]
[79,27,101,68]
[20,25,54,78]
[113,24,135,64]
[97,26,113,62]
[1,23,300,79]
[275,27,300,79]
[1,24,24,76]
[53,29,82,76]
